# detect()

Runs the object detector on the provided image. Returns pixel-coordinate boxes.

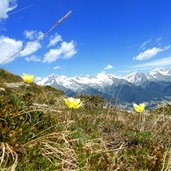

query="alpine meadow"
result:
[1,0,171,170]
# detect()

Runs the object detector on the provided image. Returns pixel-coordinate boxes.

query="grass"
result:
[0,69,22,83]
[0,69,171,170]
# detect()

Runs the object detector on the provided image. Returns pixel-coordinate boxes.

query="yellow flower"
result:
[133,103,145,113]
[64,97,82,109]
[22,73,34,83]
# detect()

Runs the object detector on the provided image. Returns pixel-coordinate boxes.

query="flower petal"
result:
[64,97,82,109]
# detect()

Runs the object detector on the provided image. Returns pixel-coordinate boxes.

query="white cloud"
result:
[0,0,17,20]
[25,55,41,62]
[53,66,61,70]
[24,30,36,40]
[133,46,170,61]
[0,31,43,64]
[43,48,62,63]
[61,41,77,58]
[24,30,44,40]
[43,40,77,63]
[48,33,62,47]
[104,64,113,70]
[0,30,76,64]
[134,56,171,68]
[0,36,23,64]
[20,41,41,57]
[139,39,152,50]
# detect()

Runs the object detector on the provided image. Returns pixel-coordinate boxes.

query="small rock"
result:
[4,82,29,88]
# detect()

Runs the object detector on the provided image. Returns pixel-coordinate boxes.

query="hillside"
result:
[0,69,171,170]
[0,69,22,83]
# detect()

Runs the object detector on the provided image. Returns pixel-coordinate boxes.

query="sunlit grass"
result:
[0,69,171,170]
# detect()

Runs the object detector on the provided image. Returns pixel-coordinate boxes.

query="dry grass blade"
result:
[8,11,72,60]
[0,143,18,171]
[41,141,78,170]
[24,130,79,170]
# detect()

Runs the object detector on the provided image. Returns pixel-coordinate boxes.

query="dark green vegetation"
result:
[0,69,171,170]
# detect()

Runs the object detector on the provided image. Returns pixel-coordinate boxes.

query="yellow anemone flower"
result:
[64,97,82,109]
[22,73,34,83]
[133,103,145,113]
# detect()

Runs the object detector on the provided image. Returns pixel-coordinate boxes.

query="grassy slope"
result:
[0,69,171,170]
[0,69,22,83]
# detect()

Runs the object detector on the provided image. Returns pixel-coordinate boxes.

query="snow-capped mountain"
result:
[123,71,148,86]
[37,73,125,91]
[36,67,171,108]
[147,67,171,82]
[37,67,171,89]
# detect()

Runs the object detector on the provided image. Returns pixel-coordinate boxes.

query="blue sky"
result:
[1,0,171,77]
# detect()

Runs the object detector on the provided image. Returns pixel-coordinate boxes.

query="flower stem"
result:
[70,108,74,120]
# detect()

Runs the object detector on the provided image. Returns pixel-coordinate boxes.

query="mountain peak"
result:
[148,67,171,81]
[36,67,171,94]
[123,71,147,85]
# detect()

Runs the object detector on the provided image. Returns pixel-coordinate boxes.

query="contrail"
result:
[8,10,72,60]
[9,4,34,16]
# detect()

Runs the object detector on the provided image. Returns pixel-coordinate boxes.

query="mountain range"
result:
[36,67,171,109]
